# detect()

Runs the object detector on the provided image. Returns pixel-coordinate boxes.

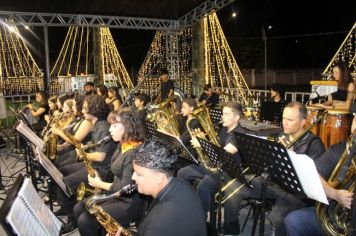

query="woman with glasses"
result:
[73,108,146,236]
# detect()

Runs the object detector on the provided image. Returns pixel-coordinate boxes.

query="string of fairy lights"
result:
[0,23,44,95]
[137,28,193,98]
[323,22,355,76]
[50,26,132,94]
[204,12,252,107]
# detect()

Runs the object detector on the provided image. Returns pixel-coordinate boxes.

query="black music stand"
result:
[260,101,286,126]
[154,131,198,164]
[0,174,24,236]
[144,120,160,140]
[196,137,252,233]
[34,148,73,211]
[234,133,305,236]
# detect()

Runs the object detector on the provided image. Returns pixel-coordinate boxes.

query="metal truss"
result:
[0,0,234,30]
[178,0,235,29]
[0,11,178,30]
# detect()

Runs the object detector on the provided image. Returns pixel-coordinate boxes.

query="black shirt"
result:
[37,103,49,127]
[331,89,348,101]
[198,92,220,107]
[315,141,346,180]
[91,119,117,166]
[137,178,207,236]
[288,131,325,160]
[219,125,248,166]
[160,79,174,100]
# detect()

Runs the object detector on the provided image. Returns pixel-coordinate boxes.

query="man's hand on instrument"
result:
[335,189,354,209]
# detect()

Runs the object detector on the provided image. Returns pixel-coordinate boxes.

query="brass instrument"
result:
[215,168,256,204]
[43,112,64,160]
[186,106,220,172]
[86,184,137,236]
[316,134,356,236]
[61,130,111,201]
[146,98,180,136]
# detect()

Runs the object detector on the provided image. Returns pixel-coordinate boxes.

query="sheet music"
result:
[35,147,72,197]
[288,151,329,204]
[16,121,44,151]
[6,178,62,236]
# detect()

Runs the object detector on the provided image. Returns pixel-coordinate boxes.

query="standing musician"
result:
[52,93,93,168]
[198,84,220,107]
[115,140,207,236]
[224,101,325,236]
[284,103,356,236]
[154,69,174,103]
[73,108,146,236]
[318,61,355,110]
[270,83,285,103]
[56,95,117,234]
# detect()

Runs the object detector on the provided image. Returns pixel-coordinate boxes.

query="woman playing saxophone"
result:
[73,108,146,236]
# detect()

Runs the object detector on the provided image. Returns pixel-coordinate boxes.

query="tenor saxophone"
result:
[86,184,137,236]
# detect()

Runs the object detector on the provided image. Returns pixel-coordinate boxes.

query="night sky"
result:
[9,0,356,75]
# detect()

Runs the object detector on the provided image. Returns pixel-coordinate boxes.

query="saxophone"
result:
[61,130,111,200]
[43,113,63,160]
[86,184,137,236]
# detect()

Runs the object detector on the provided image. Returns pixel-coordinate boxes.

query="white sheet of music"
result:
[16,121,45,151]
[288,151,329,205]
[6,178,62,236]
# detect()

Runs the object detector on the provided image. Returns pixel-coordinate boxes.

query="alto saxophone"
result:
[86,184,137,236]
[61,130,111,200]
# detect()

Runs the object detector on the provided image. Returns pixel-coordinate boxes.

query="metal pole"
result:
[262,26,267,90]
[43,26,51,94]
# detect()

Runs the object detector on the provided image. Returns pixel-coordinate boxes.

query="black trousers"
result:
[177,164,219,214]
[54,147,77,168]
[223,176,306,236]
[73,196,146,236]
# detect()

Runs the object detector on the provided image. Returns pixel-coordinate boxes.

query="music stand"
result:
[154,131,198,164]
[0,174,24,236]
[144,120,160,140]
[260,101,286,126]
[209,107,222,125]
[196,137,252,233]
[34,148,73,211]
[234,133,305,236]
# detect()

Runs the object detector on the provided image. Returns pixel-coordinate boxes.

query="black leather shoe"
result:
[60,220,77,235]
[53,208,66,216]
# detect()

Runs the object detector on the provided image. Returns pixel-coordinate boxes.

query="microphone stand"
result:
[120,59,163,109]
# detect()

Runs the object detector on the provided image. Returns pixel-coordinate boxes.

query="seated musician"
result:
[51,93,93,168]
[55,95,117,234]
[177,102,246,226]
[125,140,207,236]
[198,84,220,107]
[24,90,49,131]
[106,86,123,112]
[154,69,174,103]
[44,95,58,123]
[134,93,149,123]
[225,101,325,236]
[284,103,356,236]
[84,81,96,95]
[318,61,355,110]
[73,108,146,236]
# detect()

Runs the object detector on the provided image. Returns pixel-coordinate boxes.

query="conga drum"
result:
[305,106,325,136]
[320,109,351,148]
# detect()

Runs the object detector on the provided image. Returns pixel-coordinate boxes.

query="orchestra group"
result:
[18,61,356,236]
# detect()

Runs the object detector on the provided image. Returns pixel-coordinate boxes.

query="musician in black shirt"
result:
[154,69,174,103]
[225,102,325,236]
[127,140,207,236]
[198,84,220,107]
